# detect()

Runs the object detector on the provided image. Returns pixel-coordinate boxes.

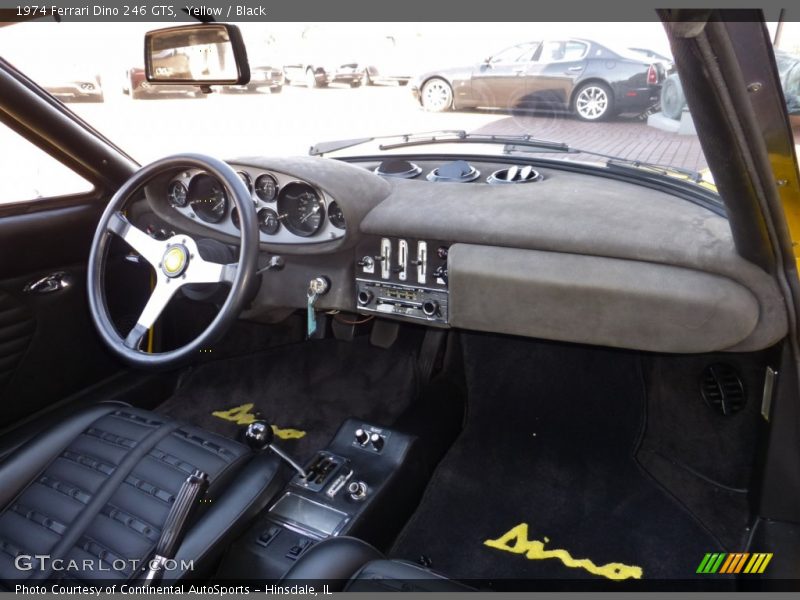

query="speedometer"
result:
[277,182,325,237]
[188,174,228,224]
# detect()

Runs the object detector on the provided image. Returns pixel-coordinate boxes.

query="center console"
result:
[217,418,424,580]
[355,237,450,326]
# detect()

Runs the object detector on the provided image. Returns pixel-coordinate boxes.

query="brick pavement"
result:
[473,113,709,172]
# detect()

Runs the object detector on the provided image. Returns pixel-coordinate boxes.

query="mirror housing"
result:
[144,24,250,85]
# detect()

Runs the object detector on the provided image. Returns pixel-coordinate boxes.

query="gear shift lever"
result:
[244,421,308,479]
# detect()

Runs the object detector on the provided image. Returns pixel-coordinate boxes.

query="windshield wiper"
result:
[308,130,570,156]
[377,130,571,153]
[603,158,705,184]
[311,129,709,188]
[506,143,707,184]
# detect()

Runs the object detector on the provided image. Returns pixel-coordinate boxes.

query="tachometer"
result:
[188,174,228,224]
[255,174,278,202]
[277,182,325,237]
[258,208,280,235]
[168,181,188,208]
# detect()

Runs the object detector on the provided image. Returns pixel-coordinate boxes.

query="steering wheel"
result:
[88,154,259,369]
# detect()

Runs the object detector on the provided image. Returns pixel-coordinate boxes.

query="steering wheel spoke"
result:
[107,211,165,268]
[186,259,237,285]
[124,280,179,349]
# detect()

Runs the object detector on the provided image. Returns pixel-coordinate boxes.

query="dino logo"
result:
[211,403,306,440]
[484,523,643,580]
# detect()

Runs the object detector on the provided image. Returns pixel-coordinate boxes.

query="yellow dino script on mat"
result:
[211,403,306,440]
[484,523,643,580]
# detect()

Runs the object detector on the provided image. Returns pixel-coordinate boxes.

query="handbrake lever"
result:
[144,469,208,584]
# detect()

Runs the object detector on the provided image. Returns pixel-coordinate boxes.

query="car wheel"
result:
[270,85,283,94]
[421,77,453,112]
[350,80,361,88]
[573,82,614,121]
[660,74,686,120]
[305,68,319,88]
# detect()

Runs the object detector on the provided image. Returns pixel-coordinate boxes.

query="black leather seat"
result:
[281,536,471,592]
[0,403,284,585]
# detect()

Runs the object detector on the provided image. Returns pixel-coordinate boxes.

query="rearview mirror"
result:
[145,24,250,85]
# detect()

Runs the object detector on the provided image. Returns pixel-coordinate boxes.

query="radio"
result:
[355,237,449,326]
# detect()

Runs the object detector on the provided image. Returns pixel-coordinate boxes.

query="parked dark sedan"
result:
[410,39,666,120]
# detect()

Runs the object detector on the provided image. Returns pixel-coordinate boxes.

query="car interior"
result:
[0,9,799,592]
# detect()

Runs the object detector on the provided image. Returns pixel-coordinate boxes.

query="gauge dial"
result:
[258,208,280,235]
[188,174,228,224]
[277,183,325,237]
[255,174,278,202]
[237,171,252,193]
[167,181,188,208]
[327,201,346,229]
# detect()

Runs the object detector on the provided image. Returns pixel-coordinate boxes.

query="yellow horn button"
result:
[162,246,187,277]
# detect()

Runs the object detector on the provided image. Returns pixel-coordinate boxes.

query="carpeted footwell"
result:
[390,333,721,585]
[156,336,419,461]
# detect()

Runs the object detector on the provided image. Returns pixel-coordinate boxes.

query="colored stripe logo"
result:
[696,553,773,574]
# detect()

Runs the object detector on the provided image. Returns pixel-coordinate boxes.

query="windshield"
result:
[2,19,794,189]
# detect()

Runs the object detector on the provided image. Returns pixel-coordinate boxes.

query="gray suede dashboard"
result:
[358,163,787,353]
[142,155,787,353]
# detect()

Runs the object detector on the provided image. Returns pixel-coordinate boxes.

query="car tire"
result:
[350,80,361,88]
[421,77,453,112]
[305,68,319,88]
[660,74,686,120]
[573,82,614,121]
[270,85,283,94]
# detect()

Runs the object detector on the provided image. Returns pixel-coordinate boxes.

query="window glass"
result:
[0,123,93,205]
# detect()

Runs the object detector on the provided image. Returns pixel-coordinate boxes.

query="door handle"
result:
[24,271,72,294]
[567,66,583,72]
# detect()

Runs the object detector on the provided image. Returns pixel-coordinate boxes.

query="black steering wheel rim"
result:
[88,153,259,369]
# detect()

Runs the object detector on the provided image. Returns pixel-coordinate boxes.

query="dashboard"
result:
[133,153,788,355]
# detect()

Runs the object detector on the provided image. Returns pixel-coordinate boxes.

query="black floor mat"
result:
[390,333,721,586]
[156,336,419,461]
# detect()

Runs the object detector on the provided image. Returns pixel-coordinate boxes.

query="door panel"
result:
[0,201,131,428]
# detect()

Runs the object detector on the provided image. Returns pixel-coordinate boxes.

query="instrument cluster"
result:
[165,166,346,244]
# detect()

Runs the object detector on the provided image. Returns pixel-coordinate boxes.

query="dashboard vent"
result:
[427,160,480,183]
[487,165,543,184]
[700,363,746,416]
[374,159,422,179]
